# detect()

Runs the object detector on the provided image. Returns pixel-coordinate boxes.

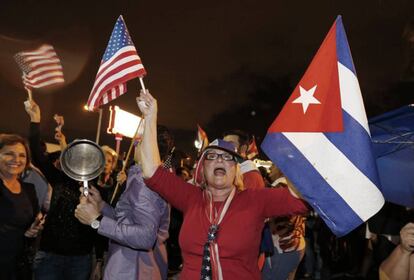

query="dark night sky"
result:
[0,0,414,154]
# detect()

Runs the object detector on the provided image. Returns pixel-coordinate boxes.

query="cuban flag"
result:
[261,16,384,237]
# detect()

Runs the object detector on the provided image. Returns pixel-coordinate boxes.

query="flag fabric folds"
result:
[197,125,209,151]
[369,105,414,207]
[247,136,259,159]
[14,44,64,89]
[261,16,384,237]
[86,15,146,112]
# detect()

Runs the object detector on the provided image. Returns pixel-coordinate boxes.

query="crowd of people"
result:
[0,91,412,280]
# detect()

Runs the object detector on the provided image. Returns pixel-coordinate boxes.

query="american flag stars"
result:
[103,17,134,62]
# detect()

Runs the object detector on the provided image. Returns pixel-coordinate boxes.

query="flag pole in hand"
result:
[139,77,146,93]
[25,86,33,102]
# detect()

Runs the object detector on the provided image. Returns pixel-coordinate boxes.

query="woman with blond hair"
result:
[137,90,308,280]
[96,145,126,203]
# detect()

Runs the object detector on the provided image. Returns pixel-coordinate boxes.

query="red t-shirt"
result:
[243,170,265,190]
[241,159,265,190]
[145,167,307,280]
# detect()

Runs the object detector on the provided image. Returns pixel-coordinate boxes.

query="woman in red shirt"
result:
[137,91,308,280]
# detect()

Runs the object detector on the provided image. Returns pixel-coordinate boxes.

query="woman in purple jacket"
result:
[74,126,174,280]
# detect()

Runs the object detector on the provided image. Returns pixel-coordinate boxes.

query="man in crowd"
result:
[223,129,265,189]
[25,100,95,280]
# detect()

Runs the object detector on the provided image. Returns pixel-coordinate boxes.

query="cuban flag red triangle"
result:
[261,16,384,237]
[270,19,342,132]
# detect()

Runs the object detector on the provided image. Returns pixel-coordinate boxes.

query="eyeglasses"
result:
[205,152,235,161]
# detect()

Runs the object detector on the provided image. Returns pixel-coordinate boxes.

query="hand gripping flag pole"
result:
[261,16,384,237]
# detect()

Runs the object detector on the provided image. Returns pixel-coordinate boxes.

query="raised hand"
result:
[400,222,414,253]
[24,99,41,123]
[136,89,157,119]
[116,170,127,185]
[53,114,64,131]
[54,131,67,150]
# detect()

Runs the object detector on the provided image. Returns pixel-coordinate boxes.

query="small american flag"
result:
[14,44,64,89]
[162,147,175,172]
[86,15,146,112]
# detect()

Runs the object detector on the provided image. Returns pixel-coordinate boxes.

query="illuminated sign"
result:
[107,106,144,138]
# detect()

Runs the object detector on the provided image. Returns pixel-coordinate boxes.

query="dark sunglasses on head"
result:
[205,152,235,161]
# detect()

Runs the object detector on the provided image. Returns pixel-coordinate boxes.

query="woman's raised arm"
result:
[137,90,161,179]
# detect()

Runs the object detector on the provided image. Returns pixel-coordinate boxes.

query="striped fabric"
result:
[86,15,146,111]
[15,44,64,89]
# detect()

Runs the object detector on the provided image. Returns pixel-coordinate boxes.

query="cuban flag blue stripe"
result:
[261,133,363,236]
[324,110,381,187]
[335,16,356,75]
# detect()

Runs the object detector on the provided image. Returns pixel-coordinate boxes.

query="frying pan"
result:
[60,139,105,196]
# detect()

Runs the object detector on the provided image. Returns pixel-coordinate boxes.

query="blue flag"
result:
[370,105,414,207]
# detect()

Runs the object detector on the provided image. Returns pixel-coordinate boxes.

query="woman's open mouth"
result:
[214,167,226,176]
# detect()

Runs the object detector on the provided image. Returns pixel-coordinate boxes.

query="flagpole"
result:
[26,87,33,102]
[138,77,146,93]
[115,134,122,155]
[95,108,103,144]
[109,76,147,204]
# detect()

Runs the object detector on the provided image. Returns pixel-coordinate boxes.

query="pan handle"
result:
[83,181,89,197]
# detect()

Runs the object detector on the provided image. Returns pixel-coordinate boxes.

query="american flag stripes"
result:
[14,44,64,89]
[86,15,146,112]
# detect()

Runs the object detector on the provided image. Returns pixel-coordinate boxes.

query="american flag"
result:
[86,15,146,112]
[162,147,175,172]
[14,44,64,89]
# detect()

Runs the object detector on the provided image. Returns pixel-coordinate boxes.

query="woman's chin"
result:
[208,182,231,190]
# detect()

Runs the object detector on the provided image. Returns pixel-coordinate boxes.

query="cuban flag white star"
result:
[292,85,321,114]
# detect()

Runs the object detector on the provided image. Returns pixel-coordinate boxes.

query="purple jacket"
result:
[98,165,170,280]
